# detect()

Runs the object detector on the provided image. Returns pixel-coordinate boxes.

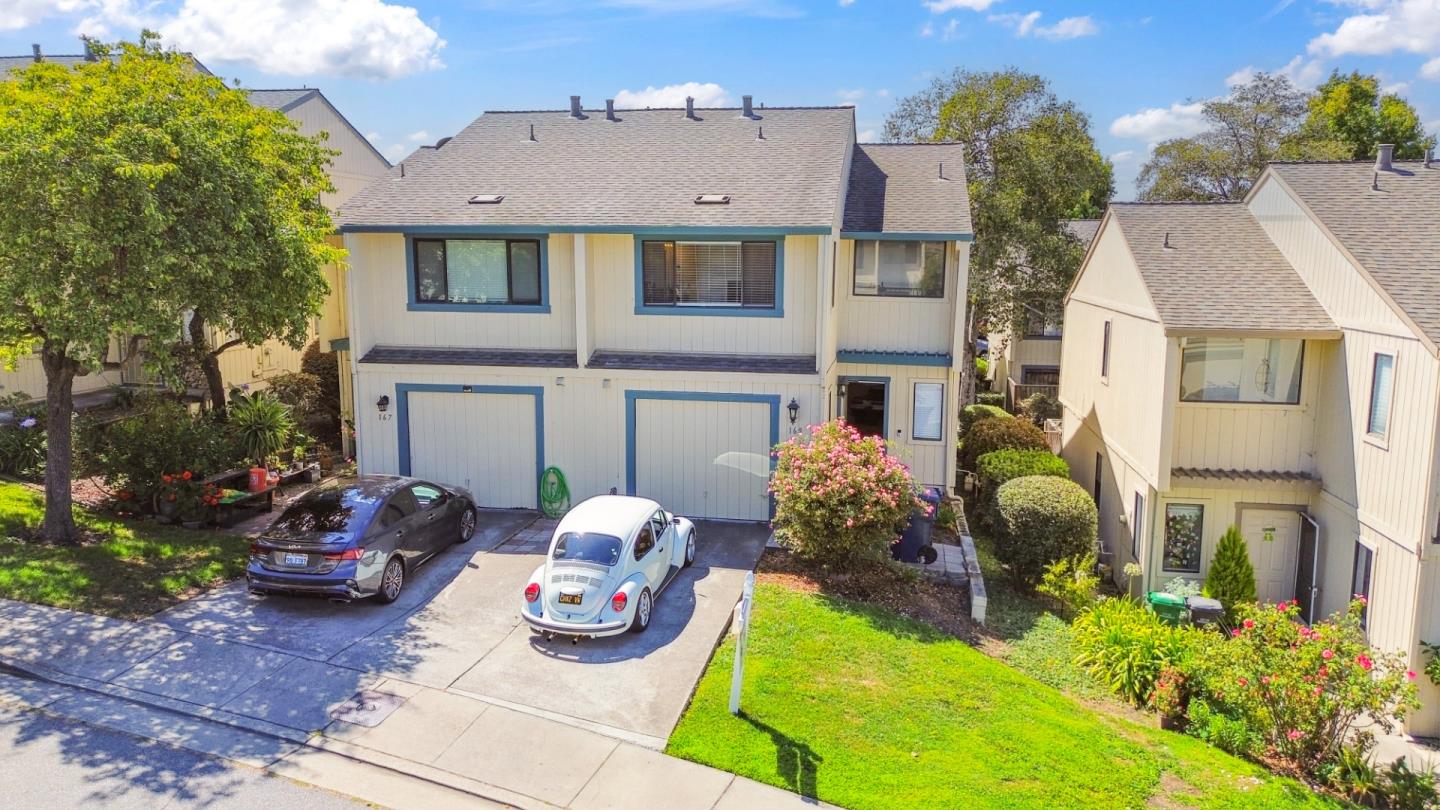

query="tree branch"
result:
[209,337,247,357]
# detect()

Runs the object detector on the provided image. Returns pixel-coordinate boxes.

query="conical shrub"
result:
[1205,525,1257,618]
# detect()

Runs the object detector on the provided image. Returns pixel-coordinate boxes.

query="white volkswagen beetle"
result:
[521,495,696,639]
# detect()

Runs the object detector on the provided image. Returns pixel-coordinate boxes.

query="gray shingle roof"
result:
[1108,203,1336,334]
[842,144,972,235]
[0,51,213,75]
[1268,161,1440,345]
[360,346,577,368]
[1065,219,1101,245]
[247,89,317,112]
[587,351,816,374]
[340,106,856,230]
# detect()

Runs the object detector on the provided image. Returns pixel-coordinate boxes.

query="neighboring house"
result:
[336,97,972,521]
[986,218,1099,410]
[0,45,391,427]
[1059,148,1440,734]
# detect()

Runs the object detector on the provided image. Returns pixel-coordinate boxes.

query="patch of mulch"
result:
[757,547,979,642]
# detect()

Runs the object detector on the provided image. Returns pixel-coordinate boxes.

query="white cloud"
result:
[406,130,430,142]
[384,143,408,161]
[920,20,934,37]
[1109,149,1136,163]
[876,88,890,97]
[1384,79,1412,94]
[858,129,877,141]
[2,0,87,31]
[942,18,961,41]
[602,0,802,17]
[614,82,730,108]
[1423,57,1440,80]
[836,88,866,103]
[1308,0,1440,58]
[838,0,855,5]
[1226,55,1324,90]
[989,11,1099,40]
[1109,101,1208,143]
[924,0,999,11]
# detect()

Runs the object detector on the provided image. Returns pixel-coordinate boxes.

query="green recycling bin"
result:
[1146,591,1189,626]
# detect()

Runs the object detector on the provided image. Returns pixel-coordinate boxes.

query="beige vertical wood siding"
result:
[834,361,955,489]
[0,355,122,399]
[634,397,773,520]
[833,239,958,354]
[283,95,391,210]
[1012,337,1062,377]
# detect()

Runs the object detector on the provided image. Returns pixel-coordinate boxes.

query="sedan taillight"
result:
[323,547,365,562]
[249,543,266,557]
[524,582,540,603]
[611,591,627,613]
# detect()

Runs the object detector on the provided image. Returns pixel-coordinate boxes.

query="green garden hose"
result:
[539,466,571,519]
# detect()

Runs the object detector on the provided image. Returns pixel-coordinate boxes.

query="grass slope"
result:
[0,482,248,618]
[668,583,1339,810]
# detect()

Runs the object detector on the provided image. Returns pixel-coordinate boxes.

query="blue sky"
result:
[5,0,1440,199]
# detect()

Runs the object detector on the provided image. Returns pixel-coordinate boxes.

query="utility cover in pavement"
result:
[330,690,406,727]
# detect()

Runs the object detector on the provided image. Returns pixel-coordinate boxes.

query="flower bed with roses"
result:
[770,420,920,572]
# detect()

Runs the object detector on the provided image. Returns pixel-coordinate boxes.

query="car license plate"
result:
[558,592,582,605]
[283,552,308,566]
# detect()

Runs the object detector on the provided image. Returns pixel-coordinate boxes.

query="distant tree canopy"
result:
[884,68,1114,402]
[1137,70,1435,201]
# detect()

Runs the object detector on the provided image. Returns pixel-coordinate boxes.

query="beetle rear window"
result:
[552,532,622,566]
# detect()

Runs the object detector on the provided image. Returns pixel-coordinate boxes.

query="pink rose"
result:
[1322,649,1334,660]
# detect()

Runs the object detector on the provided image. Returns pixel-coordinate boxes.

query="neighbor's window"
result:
[1367,353,1395,439]
[641,240,777,308]
[1179,337,1303,404]
[1132,492,1144,560]
[1101,320,1112,380]
[1351,541,1374,630]
[414,238,542,306]
[1163,503,1203,573]
[853,240,945,298]
[1023,307,1062,338]
[912,382,944,441]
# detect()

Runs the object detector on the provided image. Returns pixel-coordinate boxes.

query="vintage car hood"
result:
[544,561,617,623]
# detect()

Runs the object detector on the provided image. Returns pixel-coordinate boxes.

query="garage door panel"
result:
[634,398,771,521]
[408,391,537,509]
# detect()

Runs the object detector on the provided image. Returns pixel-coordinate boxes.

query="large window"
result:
[1023,306,1062,338]
[853,240,945,298]
[414,238,542,306]
[1179,337,1303,404]
[1163,503,1203,573]
[1367,353,1395,439]
[641,239,777,309]
[912,382,944,441]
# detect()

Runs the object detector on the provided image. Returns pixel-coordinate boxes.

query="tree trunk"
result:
[39,340,79,544]
[189,311,227,420]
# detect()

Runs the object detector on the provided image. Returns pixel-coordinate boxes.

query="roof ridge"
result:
[479,105,854,114]
[856,142,963,147]
[1112,200,1241,206]
[1270,159,1432,165]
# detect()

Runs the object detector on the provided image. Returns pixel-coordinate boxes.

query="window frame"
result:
[633,234,785,318]
[1100,320,1112,382]
[1022,306,1063,339]
[407,235,549,313]
[408,482,446,511]
[1132,492,1144,561]
[911,381,945,442]
[1161,502,1205,574]
[634,523,656,560]
[1366,352,1396,444]
[1351,540,1374,631]
[851,239,948,299]
[1177,337,1305,405]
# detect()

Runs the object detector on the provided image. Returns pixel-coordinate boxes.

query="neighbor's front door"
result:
[1239,509,1302,604]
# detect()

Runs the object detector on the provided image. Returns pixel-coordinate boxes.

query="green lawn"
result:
[0,481,249,619]
[668,583,1340,810]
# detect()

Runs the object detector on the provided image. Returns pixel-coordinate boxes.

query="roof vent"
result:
[1372,171,1382,192]
[527,123,537,142]
[605,99,617,121]
[685,96,696,120]
[1163,231,1175,251]
[694,194,731,205]
[435,136,452,149]
[937,161,948,181]
[756,126,766,141]
[468,194,504,205]
[1376,143,1394,173]
[1426,147,1435,169]
[569,95,584,119]
[742,95,754,119]
[31,44,41,63]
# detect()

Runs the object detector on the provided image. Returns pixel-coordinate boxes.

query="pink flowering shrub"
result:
[1185,598,1419,773]
[769,420,920,570]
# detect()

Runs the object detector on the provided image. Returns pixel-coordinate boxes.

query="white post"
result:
[573,233,590,367]
[729,570,756,715]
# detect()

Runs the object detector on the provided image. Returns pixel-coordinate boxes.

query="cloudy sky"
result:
[4,0,1440,199]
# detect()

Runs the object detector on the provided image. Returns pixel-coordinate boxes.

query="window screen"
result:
[912,382,944,441]
[413,238,542,306]
[641,239,776,308]
[1368,353,1394,438]
[852,240,945,298]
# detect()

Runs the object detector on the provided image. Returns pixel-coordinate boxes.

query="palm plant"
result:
[229,392,295,468]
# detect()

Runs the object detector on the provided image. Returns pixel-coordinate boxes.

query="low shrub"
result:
[975,448,1069,528]
[770,420,920,571]
[1018,391,1061,427]
[993,475,1096,586]
[0,393,46,480]
[1185,697,1263,758]
[976,391,1005,408]
[959,416,1048,473]
[1036,552,1099,617]
[1161,576,1203,599]
[1204,525,1257,620]
[80,394,244,508]
[300,340,341,446]
[1072,597,1211,706]
[265,371,323,426]
[959,403,1010,438]
[975,356,989,380]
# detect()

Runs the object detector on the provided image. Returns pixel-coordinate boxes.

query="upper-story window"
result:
[1023,309,1062,338]
[853,240,945,298]
[414,238,542,306]
[640,240,777,309]
[1179,337,1303,404]
[1367,352,1395,440]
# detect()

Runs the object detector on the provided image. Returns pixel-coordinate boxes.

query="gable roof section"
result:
[1065,218,1101,245]
[0,51,213,75]
[841,144,972,237]
[1108,203,1336,336]
[247,88,317,113]
[1266,161,1440,346]
[339,106,856,231]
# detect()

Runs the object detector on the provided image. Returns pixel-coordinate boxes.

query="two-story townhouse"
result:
[1059,150,1440,734]
[985,219,1100,409]
[335,97,972,522]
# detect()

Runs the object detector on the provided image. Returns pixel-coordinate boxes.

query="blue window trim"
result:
[624,390,781,517]
[631,234,786,318]
[405,233,551,314]
[840,231,974,242]
[343,224,831,236]
[838,375,891,438]
[836,350,951,367]
[395,383,546,507]
[911,380,946,443]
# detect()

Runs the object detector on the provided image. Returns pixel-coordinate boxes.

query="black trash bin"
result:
[893,487,942,564]
[1186,596,1225,627]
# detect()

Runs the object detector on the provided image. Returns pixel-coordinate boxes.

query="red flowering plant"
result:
[156,471,221,523]
[770,420,921,571]
[1185,597,1418,774]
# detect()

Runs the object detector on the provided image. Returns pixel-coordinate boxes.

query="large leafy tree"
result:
[1300,70,1433,160]
[884,68,1114,403]
[0,34,341,542]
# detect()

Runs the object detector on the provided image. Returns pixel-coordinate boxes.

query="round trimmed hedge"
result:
[960,415,1048,472]
[994,475,1098,586]
[960,403,1011,437]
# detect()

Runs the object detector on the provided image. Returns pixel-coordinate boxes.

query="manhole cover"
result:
[330,690,406,727]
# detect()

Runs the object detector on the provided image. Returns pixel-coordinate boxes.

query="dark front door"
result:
[844,381,886,438]
[1295,514,1320,624]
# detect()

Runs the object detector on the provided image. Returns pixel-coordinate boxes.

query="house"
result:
[986,218,1099,410]
[0,45,391,427]
[335,96,972,521]
[1059,147,1440,733]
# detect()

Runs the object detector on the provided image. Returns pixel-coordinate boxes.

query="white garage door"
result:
[408,391,537,509]
[634,397,772,521]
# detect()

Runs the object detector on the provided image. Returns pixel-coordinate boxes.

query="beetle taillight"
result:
[524,582,540,603]
[611,591,627,613]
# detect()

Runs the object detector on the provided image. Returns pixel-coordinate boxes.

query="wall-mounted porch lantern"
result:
[376,395,390,414]
[787,398,800,424]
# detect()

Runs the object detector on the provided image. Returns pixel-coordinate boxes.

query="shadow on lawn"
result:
[740,711,823,800]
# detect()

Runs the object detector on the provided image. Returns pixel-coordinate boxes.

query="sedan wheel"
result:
[457,507,477,544]
[375,557,405,604]
[683,531,696,568]
[629,588,652,634]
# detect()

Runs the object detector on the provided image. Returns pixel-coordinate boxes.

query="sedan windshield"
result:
[269,486,384,535]
[552,532,622,566]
